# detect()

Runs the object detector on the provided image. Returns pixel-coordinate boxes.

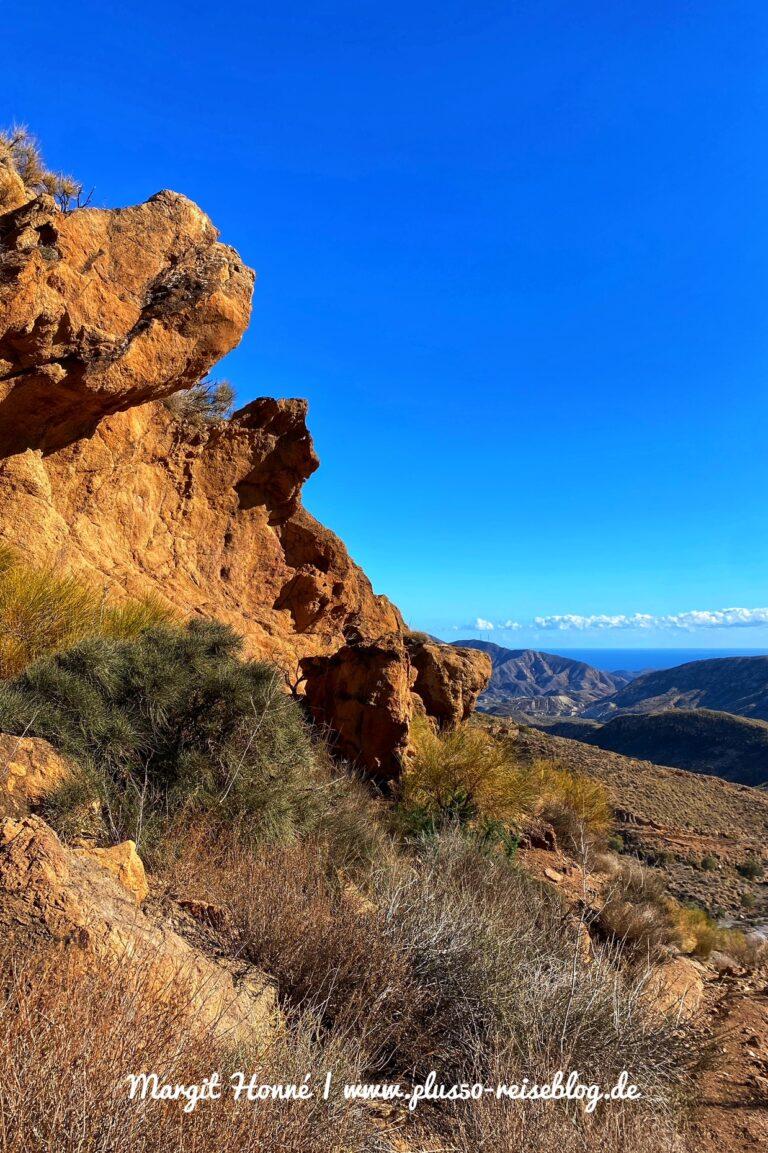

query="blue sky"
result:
[5,1,767,648]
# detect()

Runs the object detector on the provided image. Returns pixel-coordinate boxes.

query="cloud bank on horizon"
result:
[463,608,768,633]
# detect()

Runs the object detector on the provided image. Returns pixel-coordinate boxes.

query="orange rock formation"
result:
[0,190,490,775]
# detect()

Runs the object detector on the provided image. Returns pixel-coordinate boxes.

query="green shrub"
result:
[737,855,763,880]
[700,854,718,872]
[0,621,326,854]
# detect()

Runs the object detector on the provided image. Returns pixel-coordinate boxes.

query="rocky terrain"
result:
[547,708,768,787]
[485,717,768,920]
[1,143,766,1153]
[452,640,632,717]
[0,184,489,778]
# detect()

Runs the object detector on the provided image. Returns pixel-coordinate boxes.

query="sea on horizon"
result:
[552,648,768,673]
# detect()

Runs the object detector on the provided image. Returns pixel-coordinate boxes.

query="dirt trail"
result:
[690,979,768,1152]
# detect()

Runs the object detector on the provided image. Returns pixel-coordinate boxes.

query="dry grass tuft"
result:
[399,720,612,854]
[0,935,379,1153]
[676,904,767,967]
[0,124,83,210]
[0,547,176,678]
[399,715,536,831]
[594,860,680,961]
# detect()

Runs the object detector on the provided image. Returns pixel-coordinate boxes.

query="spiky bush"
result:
[0,619,382,862]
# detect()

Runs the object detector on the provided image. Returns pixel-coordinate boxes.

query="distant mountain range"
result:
[582,656,768,722]
[451,644,768,784]
[450,641,633,716]
[546,708,768,787]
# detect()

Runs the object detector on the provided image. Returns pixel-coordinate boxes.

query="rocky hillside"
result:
[0,185,489,778]
[484,717,768,920]
[453,640,631,716]
[583,656,768,722]
[547,708,768,787]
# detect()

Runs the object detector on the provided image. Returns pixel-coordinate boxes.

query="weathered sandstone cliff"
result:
[0,190,490,776]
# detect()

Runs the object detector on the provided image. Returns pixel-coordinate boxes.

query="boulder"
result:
[302,638,414,781]
[406,638,492,729]
[0,733,71,813]
[642,955,705,1020]
[74,840,149,904]
[0,815,276,1044]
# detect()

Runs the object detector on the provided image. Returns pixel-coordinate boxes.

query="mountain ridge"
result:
[583,656,768,722]
[451,640,632,716]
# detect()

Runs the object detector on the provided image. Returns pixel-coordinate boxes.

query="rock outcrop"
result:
[0,815,276,1043]
[406,637,492,728]
[0,190,253,455]
[0,733,72,815]
[0,191,489,775]
[302,636,415,781]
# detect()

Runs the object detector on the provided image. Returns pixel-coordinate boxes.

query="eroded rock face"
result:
[0,192,253,455]
[406,638,492,729]
[0,192,489,772]
[0,815,276,1043]
[302,637,414,780]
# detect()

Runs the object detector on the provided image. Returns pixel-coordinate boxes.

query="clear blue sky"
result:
[5,1,768,648]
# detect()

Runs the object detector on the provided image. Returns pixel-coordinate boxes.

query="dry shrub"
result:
[399,715,536,830]
[594,860,680,961]
[534,758,613,851]
[0,935,379,1153]
[181,827,695,1148]
[0,546,175,678]
[676,904,767,967]
[376,831,695,1107]
[0,124,83,209]
[165,379,236,426]
[194,838,421,1072]
[449,1076,686,1153]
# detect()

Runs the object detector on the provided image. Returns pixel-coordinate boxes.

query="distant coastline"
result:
[550,648,768,673]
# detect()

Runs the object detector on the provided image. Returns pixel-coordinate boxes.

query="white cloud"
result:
[459,608,768,633]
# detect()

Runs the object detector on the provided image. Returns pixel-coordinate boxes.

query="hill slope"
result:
[583,656,768,722]
[552,708,768,786]
[452,641,631,716]
[483,717,768,918]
